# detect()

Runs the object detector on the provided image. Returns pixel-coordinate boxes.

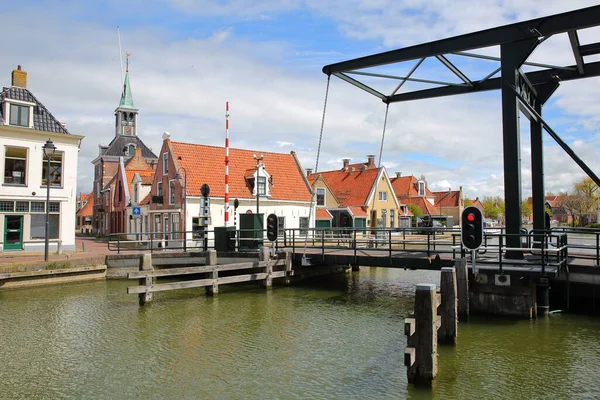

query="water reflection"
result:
[0,269,599,399]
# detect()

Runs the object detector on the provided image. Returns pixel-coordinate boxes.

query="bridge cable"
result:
[302,74,331,265]
[377,102,390,168]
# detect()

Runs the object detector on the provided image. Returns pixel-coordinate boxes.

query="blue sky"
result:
[2,0,600,199]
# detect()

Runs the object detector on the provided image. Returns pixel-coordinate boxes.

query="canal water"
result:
[1,268,600,399]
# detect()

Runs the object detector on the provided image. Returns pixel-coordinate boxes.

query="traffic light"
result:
[266,213,278,242]
[461,206,483,250]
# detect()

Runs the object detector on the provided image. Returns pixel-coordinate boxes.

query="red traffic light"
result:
[466,213,475,222]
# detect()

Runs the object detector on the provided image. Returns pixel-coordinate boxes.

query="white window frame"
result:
[42,151,64,188]
[9,103,31,127]
[4,146,28,185]
[157,181,163,197]
[169,180,175,205]
[162,153,169,175]
[418,181,425,196]
[379,191,387,201]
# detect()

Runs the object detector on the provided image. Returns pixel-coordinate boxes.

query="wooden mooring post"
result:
[205,250,218,296]
[138,253,153,306]
[404,267,459,386]
[455,257,469,321]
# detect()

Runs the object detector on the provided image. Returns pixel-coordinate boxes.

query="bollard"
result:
[205,250,219,296]
[536,277,550,317]
[259,247,272,289]
[407,283,438,386]
[439,267,458,345]
[285,251,292,285]
[455,258,469,321]
[138,253,153,306]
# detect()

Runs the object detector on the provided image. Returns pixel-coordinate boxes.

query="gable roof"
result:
[310,168,381,206]
[0,86,69,134]
[390,175,434,197]
[99,135,157,159]
[76,193,94,217]
[404,197,440,216]
[466,198,484,211]
[170,142,312,202]
[433,190,460,208]
[126,170,155,199]
[316,209,333,220]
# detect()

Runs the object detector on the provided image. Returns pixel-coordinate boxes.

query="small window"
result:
[16,201,29,212]
[49,202,60,213]
[4,147,27,185]
[31,202,45,212]
[163,153,169,174]
[42,152,63,187]
[257,176,266,196]
[316,188,325,207]
[127,144,135,156]
[31,214,59,239]
[0,201,14,212]
[418,181,425,196]
[278,216,285,237]
[390,209,395,228]
[299,217,309,235]
[169,180,175,204]
[9,104,30,127]
[157,182,163,197]
[379,191,387,201]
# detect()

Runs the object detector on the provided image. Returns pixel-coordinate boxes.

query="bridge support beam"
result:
[536,277,550,317]
[205,250,219,296]
[500,39,539,258]
[138,253,153,306]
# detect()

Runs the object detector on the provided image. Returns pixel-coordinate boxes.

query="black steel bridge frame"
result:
[322,5,600,258]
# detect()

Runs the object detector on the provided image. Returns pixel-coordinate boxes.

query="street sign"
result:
[132,206,141,216]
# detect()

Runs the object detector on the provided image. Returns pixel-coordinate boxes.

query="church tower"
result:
[114,52,138,137]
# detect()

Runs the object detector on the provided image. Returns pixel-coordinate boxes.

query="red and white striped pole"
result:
[224,101,230,227]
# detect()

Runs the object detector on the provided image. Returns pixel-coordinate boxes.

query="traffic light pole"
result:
[471,249,478,275]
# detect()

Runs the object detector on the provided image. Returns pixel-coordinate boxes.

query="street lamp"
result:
[174,168,187,248]
[253,154,264,214]
[43,138,56,261]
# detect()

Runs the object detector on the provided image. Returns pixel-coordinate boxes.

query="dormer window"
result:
[418,180,425,196]
[9,104,30,127]
[127,144,135,156]
[257,176,266,196]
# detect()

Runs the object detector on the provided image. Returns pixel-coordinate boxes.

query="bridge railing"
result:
[551,227,600,266]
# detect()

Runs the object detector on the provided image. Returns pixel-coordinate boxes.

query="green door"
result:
[4,215,23,250]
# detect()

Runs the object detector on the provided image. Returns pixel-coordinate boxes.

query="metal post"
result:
[45,155,51,261]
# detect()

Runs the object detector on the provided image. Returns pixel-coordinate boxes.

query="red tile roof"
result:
[316,209,333,220]
[77,193,90,202]
[466,198,484,211]
[404,197,440,216]
[140,192,151,205]
[390,176,434,197]
[171,142,311,202]
[433,190,460,208]
[310,168,381,206]
[126,170,155,199]
[76,193,94,217]
[347,205,368,217]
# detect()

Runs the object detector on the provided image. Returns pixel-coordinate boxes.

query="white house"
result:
[0,66,83,252]
[148,132,314,247]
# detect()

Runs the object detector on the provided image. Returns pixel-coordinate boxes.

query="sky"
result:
[2,0,600,200]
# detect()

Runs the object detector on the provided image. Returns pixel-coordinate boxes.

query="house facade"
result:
[433,187,464,226]
[76,192,94,233]
[0,66,83,252]
[91,63,157,235]
[148,133,314,246]
[308,156,400,229]
[390,173,439,225]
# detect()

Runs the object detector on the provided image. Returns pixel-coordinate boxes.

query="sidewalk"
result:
[0,236,113,267]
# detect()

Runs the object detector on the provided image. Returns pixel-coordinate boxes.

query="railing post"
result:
[117,235,121,254]
[498,234,503,273]
[427,233,431,257]
[183,230,187,252]
[321,229,325,258]
[388,229,392,263]
[596,233,599,267]
[403,229,406,250]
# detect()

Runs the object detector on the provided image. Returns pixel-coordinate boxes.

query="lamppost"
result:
[253,154,264,214]
[174,168,187,247]
[43,138,56,261]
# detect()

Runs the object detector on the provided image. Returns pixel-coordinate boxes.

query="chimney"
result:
[395,172,402,178]
[367,155,375,168]
[342,158,350,170]
[306,168,312,177]
[11,65,27,88]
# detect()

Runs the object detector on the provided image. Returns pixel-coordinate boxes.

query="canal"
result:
[1,268,599,399]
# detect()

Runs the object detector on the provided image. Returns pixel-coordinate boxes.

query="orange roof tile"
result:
[316,209,333,220]
[125,170,155,198]
[76,193,94,217]
[390,175,434,197]
[77,193,90,202]
[313,168,381,206]
[404,197,440,216]
[139,192,151,205]
[433,190,460,208]
[347,205,368,217]
[171,142,311,202]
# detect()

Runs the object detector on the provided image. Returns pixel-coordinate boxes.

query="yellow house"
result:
[307,155,400,229]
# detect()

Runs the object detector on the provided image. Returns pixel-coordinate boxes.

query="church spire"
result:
[115,51,138,137]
